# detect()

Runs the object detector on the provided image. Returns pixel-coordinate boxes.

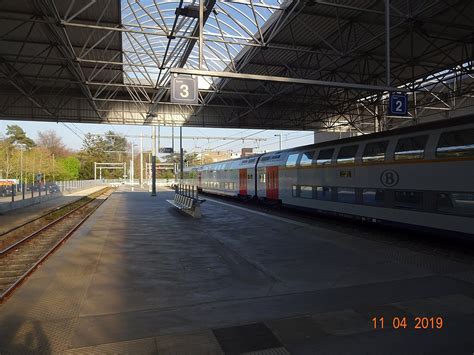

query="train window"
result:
[300,151,314,166]
[316,186,332,201]
[241,160,248,164]
[337,187,356,203]
[362,189,385,206]
[362,141,388,162]
[394,191,423,210]
[300,186,313,199]
[337,145,358,164]
[286,153,299,167]
[436,128,474,158]
[292,185,297,197]
[248,158,256,163]
[316,148,334,165]
[272,154,281,160]
[437,192,474,217]
[261,156,271,161]
[259,173,266,183]
[394,135,428,160]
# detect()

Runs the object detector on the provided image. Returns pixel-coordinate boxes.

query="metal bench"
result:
[166,184,205,218]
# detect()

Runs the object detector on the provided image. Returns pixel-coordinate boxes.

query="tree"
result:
[56,156,80,180]
[158,169,175,180]
[103,131,127,153]
[6,125,35,149]
[37,130,69,157]
[163,151,199,166]
[163,152,181,164]
[78,132,129,179]
[0,137,12,178]
[185,152,200,166]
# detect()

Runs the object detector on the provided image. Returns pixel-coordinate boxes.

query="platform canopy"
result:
[0,0,473,132]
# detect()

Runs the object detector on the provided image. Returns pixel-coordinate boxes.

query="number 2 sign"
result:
[388,93,408,116]
[171,76,198,104]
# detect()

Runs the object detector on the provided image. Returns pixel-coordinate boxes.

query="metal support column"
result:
[180,126,184,180]
[158,125,161,154]
[151,126,157,196]
[172,126,174,152]
[140,133,144,186]
[385,0,390,86]
[199,0,204,69]
[130,144,134,185]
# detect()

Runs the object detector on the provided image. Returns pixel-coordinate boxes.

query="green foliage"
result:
[163,152,181,163]
[6,125,35,148]
[163,151,200,166]
[185,152,199,165]
[56,156,80,180]
[158,169,175,180]
[78,131,129,179]
[1,126,134,182]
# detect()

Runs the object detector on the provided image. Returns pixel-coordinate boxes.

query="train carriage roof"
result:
[188,114,473,169]
[268,114,474,155]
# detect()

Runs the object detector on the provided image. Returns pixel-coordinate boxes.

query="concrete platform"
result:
[1,186,473,354]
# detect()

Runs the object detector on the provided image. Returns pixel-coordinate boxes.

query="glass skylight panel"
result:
[120,0,285,90]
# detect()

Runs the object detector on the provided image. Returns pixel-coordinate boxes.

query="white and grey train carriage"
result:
[185,115,474,235]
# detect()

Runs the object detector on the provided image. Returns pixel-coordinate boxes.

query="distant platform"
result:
[1,186,473,354]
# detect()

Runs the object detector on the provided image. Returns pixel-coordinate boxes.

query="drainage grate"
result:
[212,323,283,355]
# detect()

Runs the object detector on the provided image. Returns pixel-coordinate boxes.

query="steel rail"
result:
[0,188,113,303]
[0,188,108,256]
[0,189,105,239]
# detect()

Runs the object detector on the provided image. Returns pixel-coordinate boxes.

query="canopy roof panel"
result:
[0,0,472,132]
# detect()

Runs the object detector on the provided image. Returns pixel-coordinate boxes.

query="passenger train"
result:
[184,115,474,236]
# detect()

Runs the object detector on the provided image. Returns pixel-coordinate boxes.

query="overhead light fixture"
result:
[175,5,207,18]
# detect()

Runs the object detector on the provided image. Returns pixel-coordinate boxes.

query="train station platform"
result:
[1,186,473,354]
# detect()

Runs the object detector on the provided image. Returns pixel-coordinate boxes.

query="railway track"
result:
[0,187,114,302]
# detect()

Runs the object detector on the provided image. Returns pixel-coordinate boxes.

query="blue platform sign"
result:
[388,93,408,116]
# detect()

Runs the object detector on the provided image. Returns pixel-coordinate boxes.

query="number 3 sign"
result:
[171,76,198,104]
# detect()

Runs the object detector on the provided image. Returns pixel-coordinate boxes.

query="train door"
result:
[239,169,247,195]
[198,172,202,188]
[266,166,279,200]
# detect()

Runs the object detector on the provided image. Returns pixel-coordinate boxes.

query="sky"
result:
[0,119,315,157]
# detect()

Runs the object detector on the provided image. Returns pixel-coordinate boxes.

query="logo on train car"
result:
[380,170,399,187]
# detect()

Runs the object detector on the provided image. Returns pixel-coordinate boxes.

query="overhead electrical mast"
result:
[151,126,157,197]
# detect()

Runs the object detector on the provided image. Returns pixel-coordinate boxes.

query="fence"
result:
[0,179,109,213]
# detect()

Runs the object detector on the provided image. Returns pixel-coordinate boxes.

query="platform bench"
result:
[166,193,205,218]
